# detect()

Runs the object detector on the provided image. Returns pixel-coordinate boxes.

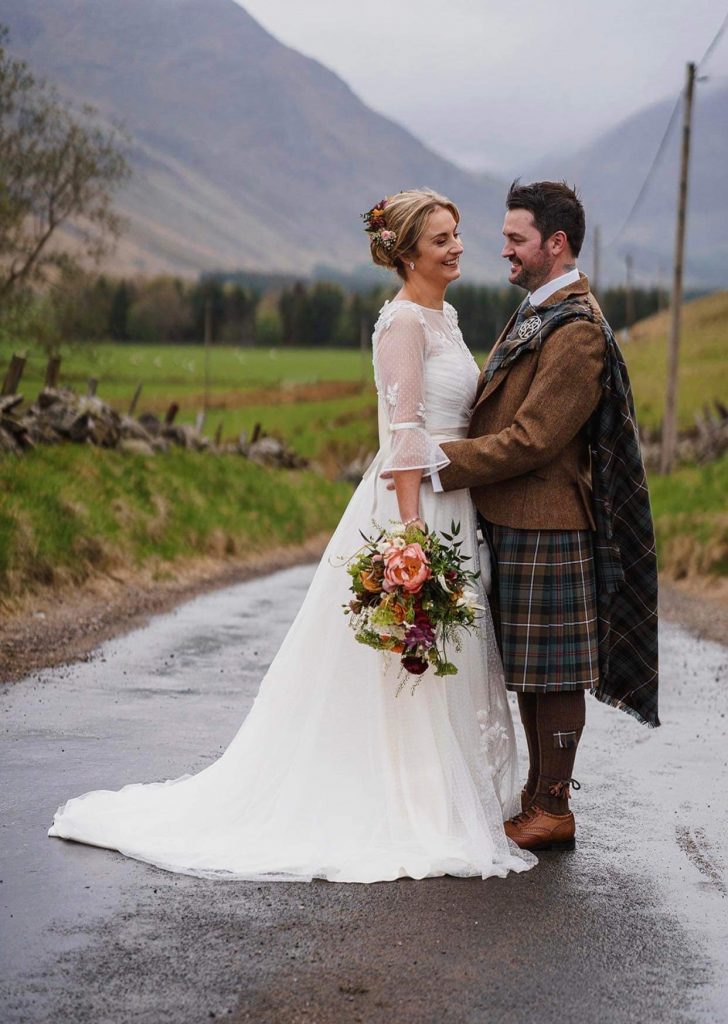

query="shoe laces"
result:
[510,806,538,826]
[548,777,581,799]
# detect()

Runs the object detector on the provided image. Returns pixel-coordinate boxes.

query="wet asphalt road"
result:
[1,563,727,1024]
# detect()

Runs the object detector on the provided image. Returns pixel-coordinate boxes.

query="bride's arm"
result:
[374,307,449,527]
[392,468,425,529]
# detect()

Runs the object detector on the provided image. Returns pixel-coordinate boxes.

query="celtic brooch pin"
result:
[517,315,542,340]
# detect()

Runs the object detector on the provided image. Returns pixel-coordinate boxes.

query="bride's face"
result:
[409,207,463,287]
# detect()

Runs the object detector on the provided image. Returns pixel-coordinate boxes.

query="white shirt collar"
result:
[528,267,581,307]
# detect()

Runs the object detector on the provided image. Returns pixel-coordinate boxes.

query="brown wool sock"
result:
[517,692,540,801]
[535,690,586,815]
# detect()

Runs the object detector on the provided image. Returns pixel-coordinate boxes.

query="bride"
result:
[49,189,535,883]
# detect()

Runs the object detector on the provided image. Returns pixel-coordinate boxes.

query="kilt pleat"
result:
[487,524,599,693]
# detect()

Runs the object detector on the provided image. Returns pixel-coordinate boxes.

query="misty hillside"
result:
[2,0,510,280]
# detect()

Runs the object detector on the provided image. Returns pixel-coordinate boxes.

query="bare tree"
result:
[0,26,130,302]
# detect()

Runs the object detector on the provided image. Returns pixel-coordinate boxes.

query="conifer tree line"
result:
[29,272,669,350]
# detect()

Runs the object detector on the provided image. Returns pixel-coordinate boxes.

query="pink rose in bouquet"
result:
[383,543,431,594]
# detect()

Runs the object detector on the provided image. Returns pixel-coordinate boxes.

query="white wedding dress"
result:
[49,300,535,883]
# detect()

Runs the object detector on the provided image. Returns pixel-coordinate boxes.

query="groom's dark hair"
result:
[506,180,586,257]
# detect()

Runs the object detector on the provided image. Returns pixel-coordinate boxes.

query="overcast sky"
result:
[237,0,727,176]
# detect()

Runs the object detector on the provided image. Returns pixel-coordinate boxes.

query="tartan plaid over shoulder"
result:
[490,297,660,727]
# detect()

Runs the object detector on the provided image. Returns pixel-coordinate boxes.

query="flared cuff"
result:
[380,423,451,478]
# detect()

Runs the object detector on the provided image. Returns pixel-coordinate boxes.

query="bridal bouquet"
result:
[343,521,482,685]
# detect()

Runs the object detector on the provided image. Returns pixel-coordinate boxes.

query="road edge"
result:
[0,535,330,684]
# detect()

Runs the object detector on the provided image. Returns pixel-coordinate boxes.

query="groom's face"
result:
[501,209,555,291]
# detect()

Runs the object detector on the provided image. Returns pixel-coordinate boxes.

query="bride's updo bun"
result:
[363,188,460,280]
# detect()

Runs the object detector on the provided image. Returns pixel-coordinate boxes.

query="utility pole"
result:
[203,297,213,420]
[625,253,635,335]
[592,225,600,299]
[660,61,696,474]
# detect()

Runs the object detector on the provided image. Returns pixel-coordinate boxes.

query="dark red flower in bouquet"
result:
[405,622,435,649]
[402,655,428,675]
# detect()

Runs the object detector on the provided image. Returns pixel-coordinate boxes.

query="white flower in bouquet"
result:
[457,589,483,611]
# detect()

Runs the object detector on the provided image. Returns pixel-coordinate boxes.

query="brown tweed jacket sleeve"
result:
[438,319,605,492]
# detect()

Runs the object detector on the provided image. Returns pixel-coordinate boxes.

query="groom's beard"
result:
[509,248,554,291]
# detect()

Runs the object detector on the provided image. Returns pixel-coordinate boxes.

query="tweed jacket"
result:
[437,274,605,530]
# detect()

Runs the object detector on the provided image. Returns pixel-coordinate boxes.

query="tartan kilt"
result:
[483,522,600,693]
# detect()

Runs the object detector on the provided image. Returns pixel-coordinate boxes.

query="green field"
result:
[0,340,382,464]
[0,341,374,401]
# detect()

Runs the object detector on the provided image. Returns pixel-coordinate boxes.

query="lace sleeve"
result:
[374,306,450,476]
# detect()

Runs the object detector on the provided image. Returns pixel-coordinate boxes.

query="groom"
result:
[432,180,659,851]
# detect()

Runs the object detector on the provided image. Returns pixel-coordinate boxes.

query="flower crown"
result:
[362,198,397,251]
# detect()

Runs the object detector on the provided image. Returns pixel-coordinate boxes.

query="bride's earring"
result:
[409,262,415,270]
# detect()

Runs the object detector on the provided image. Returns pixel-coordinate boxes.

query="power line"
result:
[698,9,728,70]
[608,8,728,248]
[608,92,681,246]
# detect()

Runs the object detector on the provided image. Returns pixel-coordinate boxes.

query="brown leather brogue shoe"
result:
[504,804,576,852]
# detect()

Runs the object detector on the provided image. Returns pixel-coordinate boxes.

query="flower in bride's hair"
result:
[378,229,397,250]
[361,197,390,233]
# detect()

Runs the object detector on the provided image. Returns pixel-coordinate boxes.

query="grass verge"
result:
[623,290,728,431]
[648,454,728,579]
[0,445,352,607]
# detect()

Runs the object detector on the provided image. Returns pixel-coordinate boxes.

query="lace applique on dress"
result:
[477,711,511,784]
[444,302,460,332]
[374,306,397,333]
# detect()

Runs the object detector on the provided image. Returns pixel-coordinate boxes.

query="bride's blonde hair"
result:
[366,188,460,280]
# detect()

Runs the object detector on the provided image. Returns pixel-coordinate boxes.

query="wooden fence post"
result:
[128,383,143,415]
[44,356,61,389]
[2,354,26,396]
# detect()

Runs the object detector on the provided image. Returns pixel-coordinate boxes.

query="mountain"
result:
[4,2,726,288]
[530,82,728,289]
[1,0,510,280]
